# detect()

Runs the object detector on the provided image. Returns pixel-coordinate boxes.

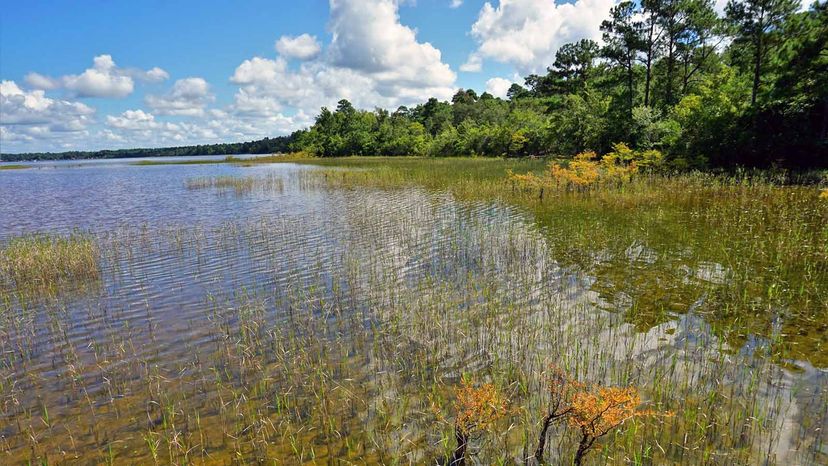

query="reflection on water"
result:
[0,160,826,464]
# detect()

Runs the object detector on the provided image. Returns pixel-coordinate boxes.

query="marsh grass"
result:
[0,165,30,170]
[0,232,100,289]
[185,174,285,194]
[131,155,245,166]
[0,159,826,465]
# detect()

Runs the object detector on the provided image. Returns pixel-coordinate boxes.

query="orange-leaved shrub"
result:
[448,378,509,466]
[533,366,672,465]
[508,143,664,194]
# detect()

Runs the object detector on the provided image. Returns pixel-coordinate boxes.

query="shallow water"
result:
[0,159,826,465]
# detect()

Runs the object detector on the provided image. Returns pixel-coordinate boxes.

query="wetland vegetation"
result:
[1,157,827,465]
[0,0,825,463]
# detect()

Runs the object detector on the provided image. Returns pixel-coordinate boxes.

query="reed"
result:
[0,232,100,289]
[185,174,284,194]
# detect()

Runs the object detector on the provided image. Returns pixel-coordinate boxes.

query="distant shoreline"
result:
[0,135,294,162]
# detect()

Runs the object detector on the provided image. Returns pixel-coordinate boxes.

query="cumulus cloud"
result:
[228,0,457,125]
[24,72,60,90]
[5,0,461,152]
[275,34,322,60]
[460,53,483,72]
[98,107,311,149]
[465,0,616,74]
[1,80,94,130]
[450,0,463,7]
[485,77,513,98]
[145,77,214,116]
[328,0,455,90]
[0,80,96,150]
[61,55,136,98]
[25,55,170,99]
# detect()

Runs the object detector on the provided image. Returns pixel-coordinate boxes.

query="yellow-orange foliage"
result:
[453,379,509,434]
[819,188,828,200]
[568,386,654,438]
[509,144,659,193]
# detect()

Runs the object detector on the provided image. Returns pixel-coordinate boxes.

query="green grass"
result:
[130,155,247,166]
[185,174,284,194]
[0,164,30,170]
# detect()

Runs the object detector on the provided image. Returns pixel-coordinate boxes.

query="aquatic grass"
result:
[0,232,100,289]
[184,174,285,194]
[131,155,245,166]
[0,164,30,170]
[0,163,825,464]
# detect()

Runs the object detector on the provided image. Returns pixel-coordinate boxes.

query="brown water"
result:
[0,159,826,465]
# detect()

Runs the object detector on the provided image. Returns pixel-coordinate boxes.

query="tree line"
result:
[292,0,826,167]
[1,136,295,162]
[5,0,824,167]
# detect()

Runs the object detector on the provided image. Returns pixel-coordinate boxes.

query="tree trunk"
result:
[627,60,635,116]
[752,13,765,106]
[645,21,655,107]
[665,36,675,105]
[534,414,554,463]
[450,427,468,466]
[573,434,590,466]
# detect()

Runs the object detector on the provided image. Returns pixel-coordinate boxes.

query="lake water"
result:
[0,158,826,464]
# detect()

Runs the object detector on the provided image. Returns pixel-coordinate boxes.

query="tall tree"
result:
[726,0,800,105]
[552,39,600,94]
[601,2,642,113]
[640,0,665,106]
[677,0,722,95]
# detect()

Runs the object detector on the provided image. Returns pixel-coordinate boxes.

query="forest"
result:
[292,0,826,168]
[3,0,825,168]
[0,136,294,162]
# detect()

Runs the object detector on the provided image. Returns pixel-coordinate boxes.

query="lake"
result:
[0,157,826,465]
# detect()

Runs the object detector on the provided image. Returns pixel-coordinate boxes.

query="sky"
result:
[0,0,624,153]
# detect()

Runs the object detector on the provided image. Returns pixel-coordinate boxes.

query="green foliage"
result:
[7,1,825,168]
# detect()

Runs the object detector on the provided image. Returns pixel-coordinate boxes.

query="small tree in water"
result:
[534,366,581,462]
[533,367,670,465]
[567,385,663,465]
[449,378,508,465]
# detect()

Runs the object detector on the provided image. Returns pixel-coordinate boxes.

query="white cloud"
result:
[328,0,455,90]
[141,67,170,82]
[5,0,462,152]
[227,0,457,124]
[450,0,463,7]
[99,107,311,149]
[0,80,96,150]
[485,77,513,98]
[275,34,322,60]
[466,0,616,74]
[25,55,170,99]
[24,72,59,90]
[460,53,483,72]
[61,55,136,98]
[1,80,94,130]
[145,77,214,116]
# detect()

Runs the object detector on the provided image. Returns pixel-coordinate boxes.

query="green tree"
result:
[726,0,800,105]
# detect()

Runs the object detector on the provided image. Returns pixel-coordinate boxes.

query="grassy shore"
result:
[0,164,30,170]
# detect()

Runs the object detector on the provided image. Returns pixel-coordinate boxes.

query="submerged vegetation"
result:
[0,159,826,464]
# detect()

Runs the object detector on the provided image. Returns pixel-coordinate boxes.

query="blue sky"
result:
[1,0,616,153]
